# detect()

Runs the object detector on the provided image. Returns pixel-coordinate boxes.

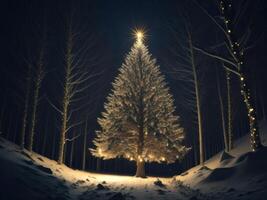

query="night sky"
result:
[0,0,266,177]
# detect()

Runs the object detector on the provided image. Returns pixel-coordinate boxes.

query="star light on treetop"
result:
[133,29,145,46]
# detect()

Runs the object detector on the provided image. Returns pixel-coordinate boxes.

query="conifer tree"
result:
[91,31,188,177]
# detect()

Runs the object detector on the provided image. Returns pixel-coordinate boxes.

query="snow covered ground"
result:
[175,120,267,200]
[0,121,266,200]
[0,137,207,200]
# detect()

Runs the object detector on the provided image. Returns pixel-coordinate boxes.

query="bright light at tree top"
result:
[134,29,145,45]
[136,31,143,40]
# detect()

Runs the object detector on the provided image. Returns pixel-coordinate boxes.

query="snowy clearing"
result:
[0,121,267,200]
[0,137,207,200]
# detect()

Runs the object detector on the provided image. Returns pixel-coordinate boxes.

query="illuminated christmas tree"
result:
[91,30,188,177]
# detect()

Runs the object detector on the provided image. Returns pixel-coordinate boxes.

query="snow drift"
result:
[175,120,267,200]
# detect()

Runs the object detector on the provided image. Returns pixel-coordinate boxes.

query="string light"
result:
[148,154,154,158]
[220,0,262,151]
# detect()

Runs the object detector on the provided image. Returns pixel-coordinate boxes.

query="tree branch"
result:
[65,133,81,142]
[193,46,237,67]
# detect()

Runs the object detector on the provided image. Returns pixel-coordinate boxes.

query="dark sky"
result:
[0,0,266,176]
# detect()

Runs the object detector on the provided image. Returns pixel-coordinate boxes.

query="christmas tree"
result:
[91,31,188,177]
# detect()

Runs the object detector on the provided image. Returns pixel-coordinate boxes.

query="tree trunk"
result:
[226,70,233,150]
[69,133,75,167]
[240,71,262,150]
[20,65,32,149]
[188,32,204,165]
[216,66,229,152]
[51,128,56,160]
[219,0,262,151]
[58,101,68,164]
[13,113,18,143]
[193,141,198,165]
[136,57,146,176]
[58,22,72,164]
[82,120,88,171]
[27,48,44,152]
[135,159,145,178]
[41,113,48,155]
[260,92,266,121]
[27,71,41,152]
[63,139,68,164]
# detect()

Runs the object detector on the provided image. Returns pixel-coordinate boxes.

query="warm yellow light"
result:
[136,31,143,40]
[133,29,145,45]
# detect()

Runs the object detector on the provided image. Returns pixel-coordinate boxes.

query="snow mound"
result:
[219,151,234,162]
[204,146,267,183]
[175,120,267,200]
[0,139,70,200]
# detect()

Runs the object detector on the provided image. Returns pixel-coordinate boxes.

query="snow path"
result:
[0,137,209,200]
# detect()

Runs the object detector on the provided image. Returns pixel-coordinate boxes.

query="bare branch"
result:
[64,120,84,134]
[192,0,228,37]
[45,96,63,115]
[193,46,237,67]
[65,133,81,142]
[223,65,241,77]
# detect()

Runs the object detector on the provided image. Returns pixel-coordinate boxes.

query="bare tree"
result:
[226,70,233,150]
[69,131,76,167]
[188,31,204,166]
[20,64,32,149]
[216,65,228,152]
[48,14,102,164]
[260,92,266,121]
[82,119,88,171]
[27,39,46,152]
[168,24,205,165]
[41,112,49,155]
[193,0,262,151]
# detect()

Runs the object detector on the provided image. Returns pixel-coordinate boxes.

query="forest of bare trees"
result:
[0,0,265,175]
